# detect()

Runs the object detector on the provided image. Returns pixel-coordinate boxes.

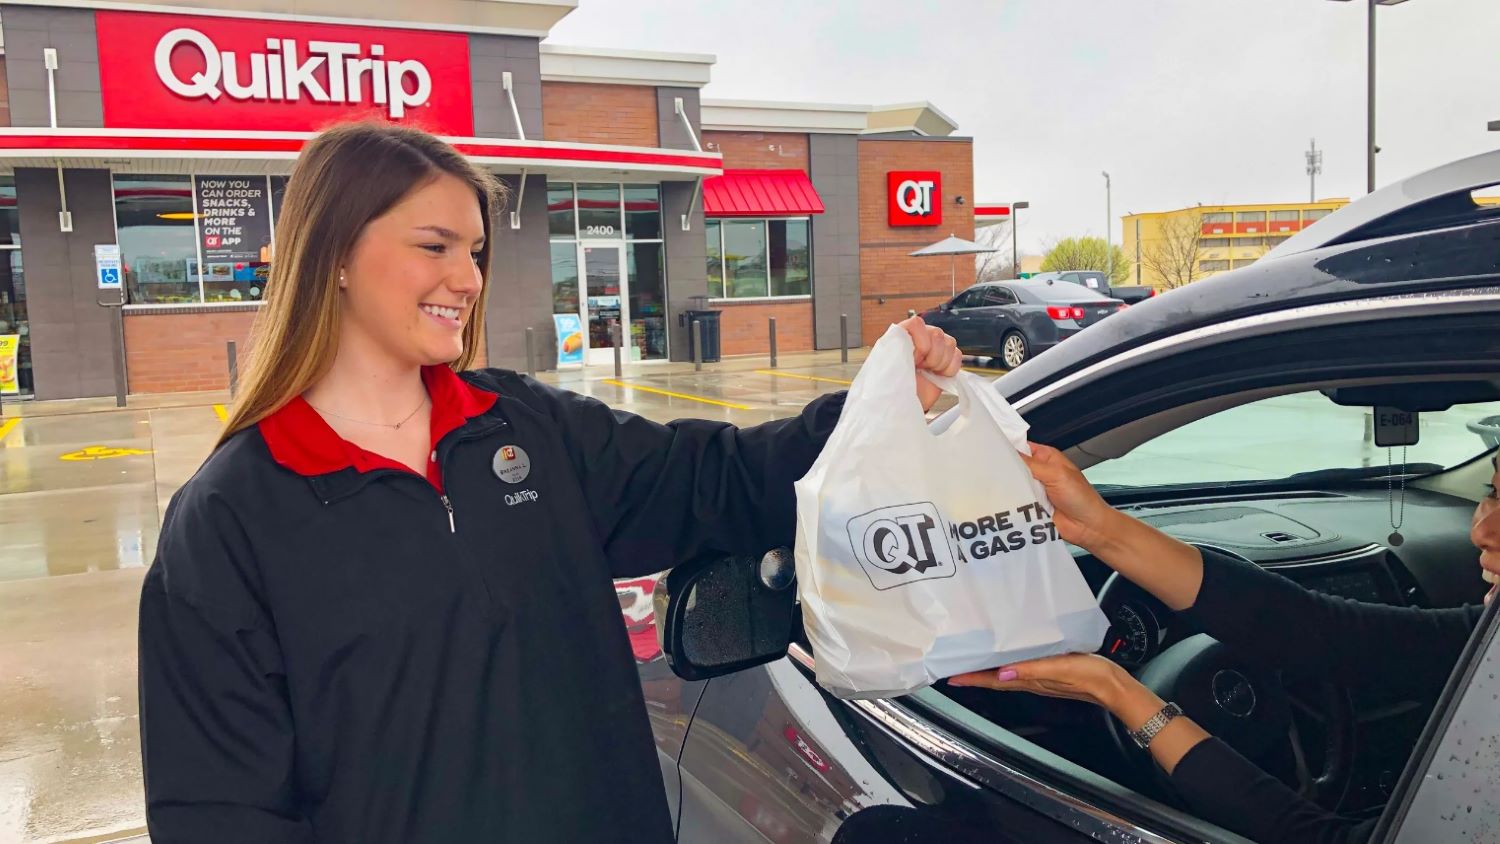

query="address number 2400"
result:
[584,225,617,237]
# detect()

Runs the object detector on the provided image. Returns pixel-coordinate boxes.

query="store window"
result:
[706,220,724,297]
[576,183,623,238]
[624,185,662,240]
[0,176,28,396]
[549,185,577,239]
[116,175,200,304]
[706,218,813,299]
[115,174,277,305]
[627,242,667,359]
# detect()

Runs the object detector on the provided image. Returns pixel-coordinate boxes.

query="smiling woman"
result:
[135,121,963,844]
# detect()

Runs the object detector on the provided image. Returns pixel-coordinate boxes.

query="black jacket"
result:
[138,368,846,843]
[1170,548,1481,844]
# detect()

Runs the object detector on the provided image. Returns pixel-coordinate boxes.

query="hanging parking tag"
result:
[492,444,532,484]
[1374,406,1419,448]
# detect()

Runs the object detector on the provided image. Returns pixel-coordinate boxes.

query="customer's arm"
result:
[952,656,1377,844]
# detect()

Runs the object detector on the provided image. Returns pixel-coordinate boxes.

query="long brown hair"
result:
[219,122,505,445]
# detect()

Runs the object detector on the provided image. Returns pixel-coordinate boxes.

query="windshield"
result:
[1083,391,1500,489]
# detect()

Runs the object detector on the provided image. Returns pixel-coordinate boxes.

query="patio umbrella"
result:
[909,234,1000,297]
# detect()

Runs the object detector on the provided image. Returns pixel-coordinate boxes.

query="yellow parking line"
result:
[602,379,752,410]
[0,417,19,443]
[962,366,1005,376]
[212,404,229,423]
[755,369,854,386]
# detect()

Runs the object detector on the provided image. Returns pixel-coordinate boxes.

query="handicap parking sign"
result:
[95,244,122,290]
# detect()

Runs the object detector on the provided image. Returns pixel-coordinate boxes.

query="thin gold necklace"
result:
[308,394,429,430]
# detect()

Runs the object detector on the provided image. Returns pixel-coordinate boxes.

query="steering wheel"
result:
[1096,571,1356,808]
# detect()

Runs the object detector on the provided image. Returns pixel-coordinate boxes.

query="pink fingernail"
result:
[997,668,1019,682]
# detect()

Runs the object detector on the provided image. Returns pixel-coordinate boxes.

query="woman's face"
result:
[1476,454,1499,604]
[339,172,486,368]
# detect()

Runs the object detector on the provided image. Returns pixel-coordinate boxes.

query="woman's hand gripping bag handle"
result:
[793,325,1110,699]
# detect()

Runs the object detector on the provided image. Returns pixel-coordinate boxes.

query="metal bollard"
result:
[692,319,703,372]
[768,317,778,368]
[227,341,239,399]
[611,321,623,379]
[524,327,536,377]
[839,314,849,364]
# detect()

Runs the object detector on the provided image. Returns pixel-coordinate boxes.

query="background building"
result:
[1121,200,1347,289]
[1123,193,1500,289]
[0,0,976,400]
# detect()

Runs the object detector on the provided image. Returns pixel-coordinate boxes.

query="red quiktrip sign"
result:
[94,11,475,135]
[887,170,942,227]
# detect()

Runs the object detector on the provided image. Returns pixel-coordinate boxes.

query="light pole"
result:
[1010,201,1029,278]
[1101,171,1112,282]
[1329,0,1410,194]
[1306,138,1323,202]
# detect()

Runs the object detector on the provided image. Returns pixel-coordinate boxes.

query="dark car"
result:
[623,148,1500,842]
[922,279,1125,369]
[1035,270,1159,305]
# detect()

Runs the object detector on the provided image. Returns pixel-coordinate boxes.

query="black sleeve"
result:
[1178,547,1480,698]
[514,375,845,578]
[137,488,313,843]
[1172,738,1375,844]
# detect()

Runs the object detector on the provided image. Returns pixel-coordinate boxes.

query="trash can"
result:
[1469,415,1500,450]
[683,308,722,362]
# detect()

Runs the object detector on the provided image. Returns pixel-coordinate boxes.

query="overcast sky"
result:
[548,0,1500,255]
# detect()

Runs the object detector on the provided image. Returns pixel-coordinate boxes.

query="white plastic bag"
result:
[793,324,1110,699]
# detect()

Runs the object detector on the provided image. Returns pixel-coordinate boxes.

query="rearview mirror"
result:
[655,547,798,681]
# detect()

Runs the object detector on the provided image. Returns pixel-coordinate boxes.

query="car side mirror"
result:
[655,547,798,681]
[938,302,951,312]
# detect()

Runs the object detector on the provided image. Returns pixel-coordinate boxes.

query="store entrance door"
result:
[581,243,630,366]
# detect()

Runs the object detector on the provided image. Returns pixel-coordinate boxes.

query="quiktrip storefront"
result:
[0,0,976,400]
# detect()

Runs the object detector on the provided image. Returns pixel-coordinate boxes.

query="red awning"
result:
[703,169,825,218]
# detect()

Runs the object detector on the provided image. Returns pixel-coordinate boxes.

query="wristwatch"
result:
[1129,702,1183,750]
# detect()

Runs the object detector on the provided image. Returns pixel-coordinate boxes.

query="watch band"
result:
[1129,702,1183,750]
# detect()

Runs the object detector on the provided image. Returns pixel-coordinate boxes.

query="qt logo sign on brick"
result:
[887,171,942,227]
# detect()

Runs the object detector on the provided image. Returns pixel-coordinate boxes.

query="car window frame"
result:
[1372,597,1500,841]
[984,287,1018,306]
[866,292,1500,839]
[951,290,985,309]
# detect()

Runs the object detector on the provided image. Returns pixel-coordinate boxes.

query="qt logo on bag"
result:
[846,502,959,590]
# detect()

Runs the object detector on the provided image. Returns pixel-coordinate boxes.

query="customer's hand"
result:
[948,655,1213,776]
[898,316,962,412]
[948,653,1132,709]
[1021,443,1123,552]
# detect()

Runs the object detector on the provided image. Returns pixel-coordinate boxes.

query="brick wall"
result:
[703,131,810,171]
[124,309,258,394]
[0,58,11,127]
[123,309,489,393]
[542,82,659,147]
[857,139,974,342]
[713,299,813,357]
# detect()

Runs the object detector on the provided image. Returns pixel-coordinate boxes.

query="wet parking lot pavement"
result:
[0,350,914,844]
